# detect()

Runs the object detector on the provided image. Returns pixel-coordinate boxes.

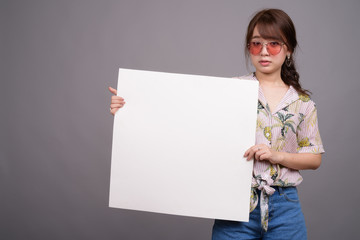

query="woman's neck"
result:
[255,71,286,87]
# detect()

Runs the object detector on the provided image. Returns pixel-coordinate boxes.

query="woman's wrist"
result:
[275,151,287,165]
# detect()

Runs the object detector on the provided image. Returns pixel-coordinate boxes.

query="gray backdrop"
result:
[1,0,359,239]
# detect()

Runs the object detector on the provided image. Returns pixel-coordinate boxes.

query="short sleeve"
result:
[296,101,325,154]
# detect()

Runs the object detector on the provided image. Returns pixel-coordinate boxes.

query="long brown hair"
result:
[245,9,310,96]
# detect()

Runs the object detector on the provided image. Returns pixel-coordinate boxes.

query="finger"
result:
[110,108,119,115]
[249,145,266,161]
[110,103,125,108]
[111,95,123,100]
[244,144,259,157]
[255,149,267,161]
[244,148,251,157]
[259,153,271,161]
[254,151,260,160]
[111,99,125,104]
[247,149,257,161]
[108,86,118,95]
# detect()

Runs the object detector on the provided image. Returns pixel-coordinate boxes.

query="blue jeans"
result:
[212,187,307,240]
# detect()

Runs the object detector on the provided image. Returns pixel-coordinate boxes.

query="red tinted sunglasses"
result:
[248,41,285,55]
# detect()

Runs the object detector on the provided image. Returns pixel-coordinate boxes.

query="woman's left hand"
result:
[244,144,284,165]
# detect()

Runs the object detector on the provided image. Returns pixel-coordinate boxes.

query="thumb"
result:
[108,86,117,95]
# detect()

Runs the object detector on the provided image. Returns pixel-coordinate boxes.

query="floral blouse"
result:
[240,73,325,231]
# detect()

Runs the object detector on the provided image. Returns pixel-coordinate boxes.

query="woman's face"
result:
[249,26,290,76]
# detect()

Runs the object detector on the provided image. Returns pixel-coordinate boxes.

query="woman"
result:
[109,9,324,240]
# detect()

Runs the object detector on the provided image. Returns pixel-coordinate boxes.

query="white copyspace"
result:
[109,68,258,221]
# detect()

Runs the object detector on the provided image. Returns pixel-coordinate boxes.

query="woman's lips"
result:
[259,60,271,66]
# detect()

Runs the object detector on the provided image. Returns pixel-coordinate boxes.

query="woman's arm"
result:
[279,152,321,170]
[244,144,322,170]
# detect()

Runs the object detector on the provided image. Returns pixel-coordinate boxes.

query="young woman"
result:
[109,8,324,240]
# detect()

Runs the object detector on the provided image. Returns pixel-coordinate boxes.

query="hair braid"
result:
[281,56,311,96]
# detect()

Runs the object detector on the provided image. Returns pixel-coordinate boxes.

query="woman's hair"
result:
[245,9,310,96]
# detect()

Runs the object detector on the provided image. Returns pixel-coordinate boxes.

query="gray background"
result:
[1,0,359,239]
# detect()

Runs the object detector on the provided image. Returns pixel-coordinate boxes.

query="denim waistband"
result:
[273,186,296,195]
[255,186,296,194]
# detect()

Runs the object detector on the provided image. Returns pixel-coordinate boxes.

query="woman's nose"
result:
[260,43,270,56]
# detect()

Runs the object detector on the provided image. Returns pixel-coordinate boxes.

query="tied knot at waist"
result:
[257,179,276,196]
[250,175,276,232]
[252,175,276,196]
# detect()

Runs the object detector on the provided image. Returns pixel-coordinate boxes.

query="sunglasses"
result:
[248,41,285,55]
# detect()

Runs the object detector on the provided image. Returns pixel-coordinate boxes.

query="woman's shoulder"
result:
[294,90,319,114]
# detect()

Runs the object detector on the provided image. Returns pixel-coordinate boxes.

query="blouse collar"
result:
[250,73,300,114]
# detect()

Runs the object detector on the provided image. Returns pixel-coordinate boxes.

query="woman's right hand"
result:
[109,86,125,115]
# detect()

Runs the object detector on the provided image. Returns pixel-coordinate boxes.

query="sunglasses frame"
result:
[248,41,285,56]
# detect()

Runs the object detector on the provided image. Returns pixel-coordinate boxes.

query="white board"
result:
[109,68,258,221]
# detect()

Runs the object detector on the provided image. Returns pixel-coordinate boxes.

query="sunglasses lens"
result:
[267,42,282,55]
[249,42,262,55]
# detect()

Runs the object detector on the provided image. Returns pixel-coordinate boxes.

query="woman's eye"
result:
[269,42,280,46]
[252,42,261,46]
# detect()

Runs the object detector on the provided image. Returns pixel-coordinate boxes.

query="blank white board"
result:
[109,68,258,221]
